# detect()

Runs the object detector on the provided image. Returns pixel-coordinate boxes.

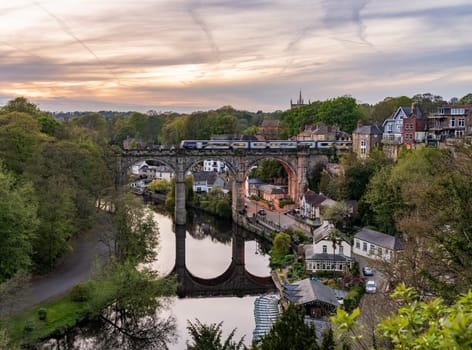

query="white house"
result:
[131,161,148,176]
[138,164,174,181]
[203,159,228,173]
[352,227,404,262]
[382,106,412,144]
[152,165,174,181]
[192,171,226,193]
[304,221,352,273]
[300,190,337,221]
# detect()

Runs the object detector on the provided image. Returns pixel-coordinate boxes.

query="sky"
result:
[0,0,471,113]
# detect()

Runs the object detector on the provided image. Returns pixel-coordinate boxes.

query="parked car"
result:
[365,280,377,294]
[258,209,266,216]
[362,266,374,276]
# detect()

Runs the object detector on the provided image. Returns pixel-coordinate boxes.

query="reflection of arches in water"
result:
[173,224,275,298]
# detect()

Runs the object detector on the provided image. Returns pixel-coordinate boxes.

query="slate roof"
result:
[303,190,328,206]
[355,227,404,250]
[259,184,285,194]
[193,171,218,185]
[247,178,265,185]
[306,253,351,262]
[312,221,336,243]
[284,279,338,306]
[353,125,383,135]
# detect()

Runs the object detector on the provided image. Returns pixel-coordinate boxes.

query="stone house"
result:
[256,118,280,140]
[283,278,338,319]
[351,121,383,159]
[192,171,225,193]
[427,104,472,145]
[300,190,337,221]
[245,177,265,197]
[138,164,174,181]
[352,227,404,262]
[304,221,353,273]
[402,103,427,149]
[295,122,338,141]
[257,184,286,204]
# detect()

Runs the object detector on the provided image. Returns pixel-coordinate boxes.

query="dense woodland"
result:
[0,94,471,348]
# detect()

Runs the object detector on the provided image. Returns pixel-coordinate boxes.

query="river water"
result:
[149,208,271,349]
[41,206,271,349]
[152,212,270,350]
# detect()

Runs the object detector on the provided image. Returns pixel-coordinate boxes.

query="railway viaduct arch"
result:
[120,148,327,225]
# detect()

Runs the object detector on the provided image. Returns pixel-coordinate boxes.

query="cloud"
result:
[0,0,470,112]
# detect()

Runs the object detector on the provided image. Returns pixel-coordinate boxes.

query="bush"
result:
[70,282,93,302]
[23,321,34,333]
[279,198,294,208]
[37,308,47,321]
[343,284,364,312]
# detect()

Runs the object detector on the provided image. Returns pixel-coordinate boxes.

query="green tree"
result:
[71,113,107,143]
[127,112,148,140]
[31,174,76,272]
[148,178,171,193]
[161,116,188,144]
[272,232,291,257]
[212,114,237,135]
[0,97,60,135]
[0,112,48,174]
[187,319,246,350]
[249,160,287,184]
[459,92,472,104]
[412,93,445,115]
[324,203,351,230]
[341,159,376,200]
[370,96,412,124]
[0,164,38,282]
[279,102,321,138]
[307,163,324,193]
[333,284,472,350]
[315,96,365,134]
[113,195,158,264]
[255,303,320,350]
[361,165,400,235]
[378,284,472,349]
[88,261,178,349]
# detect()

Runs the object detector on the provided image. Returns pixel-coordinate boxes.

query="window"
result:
[450,118,456,127]
[459,118,465,127]
[370,244,375,254]
[378,247,382,256]
[455,130,464,137]
[405,123,413,130]
[322,245,327,253]
[339,245,344,254]
[360,139,367,157]
[355,240,360,249]
[362,242,367,251]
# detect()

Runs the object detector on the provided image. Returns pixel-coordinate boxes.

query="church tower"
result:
[290,90,309,109]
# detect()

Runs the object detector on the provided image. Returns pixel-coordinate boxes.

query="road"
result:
[4,213,112,315]
[244,198,297,231]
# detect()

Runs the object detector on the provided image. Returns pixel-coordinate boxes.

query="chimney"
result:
[357,120,363,129]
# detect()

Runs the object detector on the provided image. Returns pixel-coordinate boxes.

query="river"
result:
[40,205,272,349]
[148,208,271,349]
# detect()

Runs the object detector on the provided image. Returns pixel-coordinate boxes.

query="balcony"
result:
[382,136,402,145]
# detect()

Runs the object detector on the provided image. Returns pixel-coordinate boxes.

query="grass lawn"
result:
[1,294,90,347]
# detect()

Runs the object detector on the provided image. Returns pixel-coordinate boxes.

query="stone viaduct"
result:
[120,147,328,225]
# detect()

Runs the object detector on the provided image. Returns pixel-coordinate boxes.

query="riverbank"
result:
[0,211,114,347]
